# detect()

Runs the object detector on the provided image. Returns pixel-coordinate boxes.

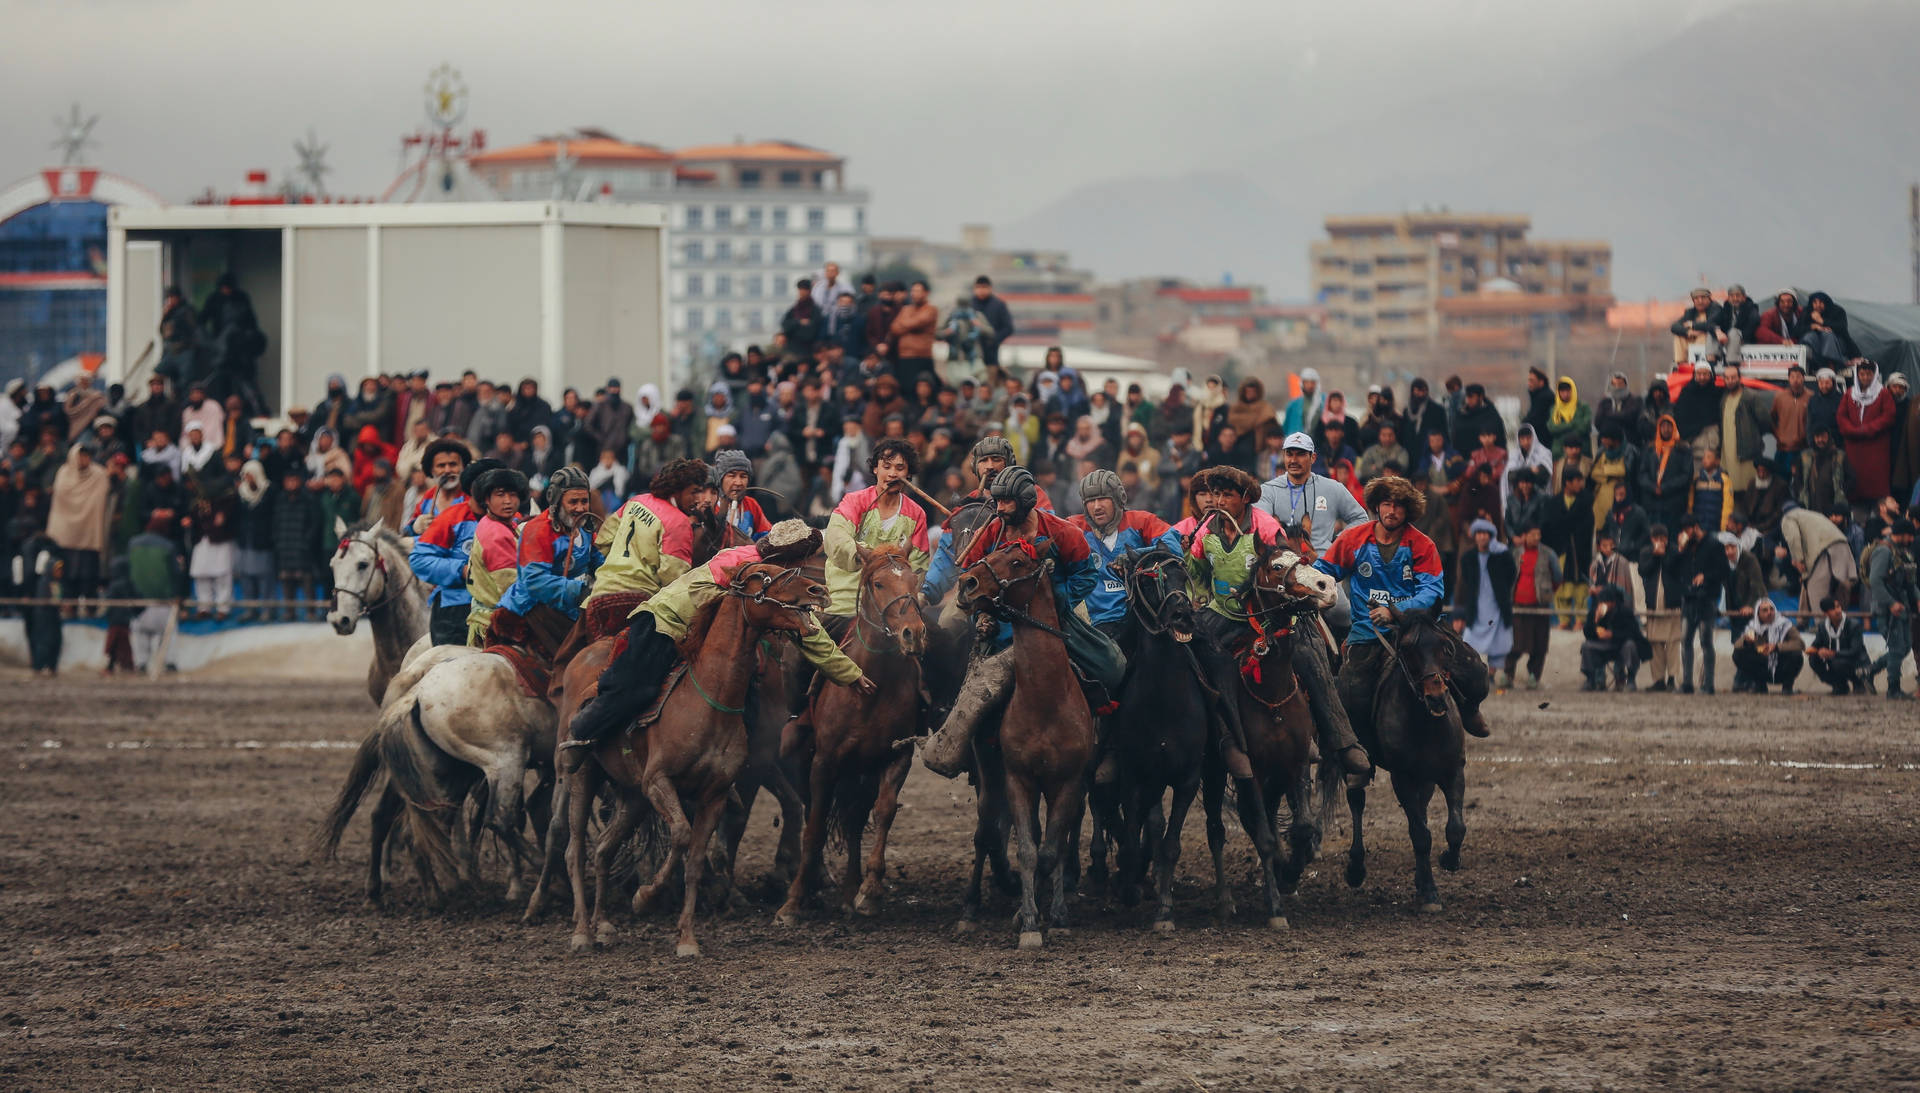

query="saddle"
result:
[547,591,652,701]
[482,604,574,699]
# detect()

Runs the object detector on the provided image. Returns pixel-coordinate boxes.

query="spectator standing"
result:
[233,459,274,621]
[1674,517,1729,695]
[1546,377,1591,457]
[1640,414,1694,532]
[1779,501,1858,612]
[1864,519,1916,700]
[1355,422,1408,483]
[187,490,236,620]
[1522,368,1554,440]
[1589,526,1634,607]
[810,262,854,313]
[1280,368,1323,435]
[464,381,510,452]
[1808,595,1870,695]
[1723,533,1768,623]
[1403,378,1447,450]
[1836,360,1897,508]
[586,379,637,465]
[1807,368,1844,445]
[14,524,63,673]
[179,383,225,445]
[126,512,182,670]
[508,379,553,443]
[1541,469,1594,628]
[1888,371,1914,502]
[1672,363,1723,465]
[1506,524,1559,690]
[1796,426,1850,514]
[1639,523,1684,691]
[889,282,939,395]
[271,468,325,620]
[1737,462,1789,539]
[1689,447,1733,532]
[317,468,361,558]
[1717,360,1773,495]
[783,279,821,361]
[970,276,1015,369]
[48,444,110,601]
[1449,383,1505,456]
[1453,517,1515,677]
[1591,372,1641,446]
[64,372,108,438]
[1730,598,1804,694]
[343,377,395,443]
[1770,364,1812,478]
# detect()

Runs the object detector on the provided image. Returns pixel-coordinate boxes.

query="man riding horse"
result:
[410,453,498,646]
[464,466,529,644]
[824,438,932,640]
[920,436,1054,604]
[1178,465,1371,786]
[483,466,603,661]
[711,449,772,544]
[1313,475,1493,740]
[586,458,707,624]
[562,519,879,768]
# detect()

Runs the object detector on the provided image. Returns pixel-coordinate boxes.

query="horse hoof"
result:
[1267,915,1290,931]
[674,941,701,958]
[1418,901,1443,915]
[1048,925,1073,937]
[953,919,977,936]
[1152,919,1176,934]
[1017,931,1045,951]
[568,933,592,954]
[853,893,883,918]
[774,906,802,927]
[1345,862,1367,889]
[593,922,617,946]
[1439,851,1461,872]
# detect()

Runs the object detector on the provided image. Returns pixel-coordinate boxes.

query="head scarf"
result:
[1652,413,1680,484]
[1742,598,1795,672]
[1848,364,1884,408]
[635,383,661,422]
[1550,376,1580,426]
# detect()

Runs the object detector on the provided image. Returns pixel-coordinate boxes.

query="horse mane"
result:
[860,542,913,578]
[676,585,733,657]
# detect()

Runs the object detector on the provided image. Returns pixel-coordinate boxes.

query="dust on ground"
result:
[1,672,1917,1090]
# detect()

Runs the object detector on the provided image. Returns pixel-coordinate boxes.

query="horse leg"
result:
[564,765,600,953]
[1344,783,1369,889]
[1392,772,1441,912]
[1280,767,1317,896]
[633,772,694,920]
[703,776,754,913]
[762,763,808,898]
[1043,777,1088,932]
[835,775,873,916]
[1202,763,1236,922]
[775,753,836,926]
[974,738,1019,897]
[590,792,640,945]
[522,774,567,925]
[453,781,485,888]
[1086,782,1115,897]
[486,761,536,904]
[527,770,554,854]
[1438,764,1467,873]
[672,789,730,958]
[1115,783,1147,910]
[365,782,403,906]
[855,750,913,918]
[1234,776,1287,929]
[1152,777,1201,933]
[1006,773,1045,949]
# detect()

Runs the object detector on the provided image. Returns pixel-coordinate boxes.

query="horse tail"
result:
[401,795,464,892]
[378,699,460,813]
[312,730,384,861]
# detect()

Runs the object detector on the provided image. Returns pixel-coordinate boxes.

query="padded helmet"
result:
[545,464,591,509]
[989,465,1039,521]
[1078,468,1126,506]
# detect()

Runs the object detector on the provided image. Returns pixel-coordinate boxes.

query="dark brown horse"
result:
[561,562,828,956]
[1202,543,1338,930]
[775,544,926,923]
[955,544,1096,949]
[1342,606,1468,912]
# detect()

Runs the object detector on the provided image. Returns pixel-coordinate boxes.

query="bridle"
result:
[333,534,406,616]
[1373,616,1454,720]
[963,544,1066,639]
[1122,547,1193,639]
[727,563,819,612]
[853,561,922,655]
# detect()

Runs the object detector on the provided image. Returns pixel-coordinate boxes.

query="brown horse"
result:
[776,544,926,924]
[1201,544,1338,930]
[955,544,1096,949]
[561,562,828,957]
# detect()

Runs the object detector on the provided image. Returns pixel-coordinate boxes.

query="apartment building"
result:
[464,131,870,383]
[1309,211,1611,356]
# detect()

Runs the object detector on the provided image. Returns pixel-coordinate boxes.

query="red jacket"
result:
[351,424,398,493]
[1754,306,1800,345]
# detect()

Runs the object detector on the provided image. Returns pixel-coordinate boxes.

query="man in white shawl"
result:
[1730,597,1804,694]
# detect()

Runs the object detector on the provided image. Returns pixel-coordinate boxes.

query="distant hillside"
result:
[1001,0,1920,301]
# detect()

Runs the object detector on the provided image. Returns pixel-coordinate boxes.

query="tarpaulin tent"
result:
[1831,296,1920,386]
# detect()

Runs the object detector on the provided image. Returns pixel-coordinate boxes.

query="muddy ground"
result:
[2,669,1917,1090]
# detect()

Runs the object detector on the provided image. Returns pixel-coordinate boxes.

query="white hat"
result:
[1889,371,1911,389]
[1299,367,1321,383]
[1282,431,1316,454]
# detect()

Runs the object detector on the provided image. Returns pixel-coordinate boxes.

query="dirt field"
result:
[3,668,1918,1090]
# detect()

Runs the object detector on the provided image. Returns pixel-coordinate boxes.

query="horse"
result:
[1341,606,1468,913]
[1202,543,1338,930]
[954,543,1096,950]
[325,519,432,706]
[562,561,828,957]
[1098,545,1213,931]
[776,544,926,924]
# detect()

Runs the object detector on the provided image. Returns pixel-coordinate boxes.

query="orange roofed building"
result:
[458,129,870,382]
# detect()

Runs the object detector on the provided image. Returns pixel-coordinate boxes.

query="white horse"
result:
[325,519,433,706]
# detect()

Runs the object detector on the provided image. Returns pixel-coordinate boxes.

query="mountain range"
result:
[1000,0,1920,303]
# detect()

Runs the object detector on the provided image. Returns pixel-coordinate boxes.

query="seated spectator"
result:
[1806,595,1869,695]
[1797,291,1862,368]
[1579,583,1648,691]
[1730,598,1804,694]
[1719,284,1760,360]
[1754,291,1802,345]
[1670,288,1726,364]
[1355,422,1407,483]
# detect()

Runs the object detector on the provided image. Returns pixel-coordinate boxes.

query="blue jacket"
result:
[1314,522,1445,645]
[408,498,478,608]
[1070,509,1173,625]
[496,510,603,620]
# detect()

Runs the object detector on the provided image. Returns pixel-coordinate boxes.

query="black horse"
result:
[1340,606,1469,912]
[1090,546,1215,930]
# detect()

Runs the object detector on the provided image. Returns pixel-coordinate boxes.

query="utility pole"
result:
[1911,184,1919,305]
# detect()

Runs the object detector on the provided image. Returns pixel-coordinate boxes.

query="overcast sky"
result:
[4,0,1744,242]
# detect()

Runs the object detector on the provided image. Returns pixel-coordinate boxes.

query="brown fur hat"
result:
[1362,474,1426,520]
[1192,465,1260,501]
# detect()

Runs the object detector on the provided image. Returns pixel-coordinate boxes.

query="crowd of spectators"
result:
[2,278,1914,690]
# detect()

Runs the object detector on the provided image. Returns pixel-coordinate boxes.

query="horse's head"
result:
[1392,612,1453,718]
[957,542,1049,613]
[327,519,393,635]
[854,543,926,657]
[732,561,829,637]
[1252,544,1336,612]
[1123,546,1196,641]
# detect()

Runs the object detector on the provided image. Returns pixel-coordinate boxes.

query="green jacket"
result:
[318,487,362,556]
[639,550,862,685]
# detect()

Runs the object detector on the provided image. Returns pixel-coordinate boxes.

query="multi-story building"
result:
[463,131,870,384]
[868,225,1098,347]
[1309,211,1611,356]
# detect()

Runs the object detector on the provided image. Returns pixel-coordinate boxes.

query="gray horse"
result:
[326,519,433,706]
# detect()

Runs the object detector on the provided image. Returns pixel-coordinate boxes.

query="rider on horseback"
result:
[589,458,705,610]
[464,467,529,645]
[562,519,878,766]
[1313,475,1492,740]
[1178,466,1372,786]
[410,454,497,646]
[918,466,1105,778]
[711,449,772,543]
[484,466,603,659]
[1068,468,1172,782]
[920,436,1054,604]
[824,438,931,640]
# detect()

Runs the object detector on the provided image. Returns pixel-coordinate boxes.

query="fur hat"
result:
[1192,465,1259,501]
[649,458,708,499]
[1362,474,1426,520]
[757,519,821,564]
[460,458,504,498]
[423,438,472,476]
[473,467,531,514]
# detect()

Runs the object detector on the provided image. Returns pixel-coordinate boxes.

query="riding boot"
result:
[919,646,1015,778]
[1292,633,1370,787]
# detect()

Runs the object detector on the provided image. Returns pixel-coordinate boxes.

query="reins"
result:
[333,533,410,616]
